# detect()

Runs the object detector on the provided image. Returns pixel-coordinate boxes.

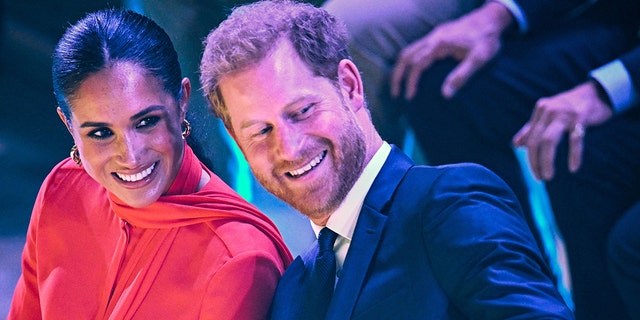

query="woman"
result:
[8,8,292,320]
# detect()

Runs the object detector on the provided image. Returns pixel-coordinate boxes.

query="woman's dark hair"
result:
[53,8,182,121]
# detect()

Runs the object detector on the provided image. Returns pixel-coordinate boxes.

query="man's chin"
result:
[289,198,336,219]
[265,183,338,216]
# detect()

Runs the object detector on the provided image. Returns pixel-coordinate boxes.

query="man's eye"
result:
[296,104,313,117]
[89,128,113,140]
[137,116,160,128]
[257,125,272,136]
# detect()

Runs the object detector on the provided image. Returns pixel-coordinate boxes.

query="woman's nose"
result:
[116,133,141,165]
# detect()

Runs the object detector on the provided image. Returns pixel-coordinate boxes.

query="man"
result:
[389,0,640,318]
[321,0,550,272]
[199,1,574,318]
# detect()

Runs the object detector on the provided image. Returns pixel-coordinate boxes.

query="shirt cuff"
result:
[590,60,639,114]
[489,0,527,33]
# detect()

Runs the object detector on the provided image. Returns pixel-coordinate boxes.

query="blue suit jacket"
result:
[270,146,574,319]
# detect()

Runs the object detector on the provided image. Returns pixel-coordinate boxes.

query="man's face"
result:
[219,40,366,223]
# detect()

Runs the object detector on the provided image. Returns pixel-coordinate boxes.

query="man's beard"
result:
[254,116,366,220]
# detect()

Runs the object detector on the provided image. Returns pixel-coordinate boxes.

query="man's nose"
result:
[273,123,303,160]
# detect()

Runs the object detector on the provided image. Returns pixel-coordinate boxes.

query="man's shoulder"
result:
[385,161,510,207]
[408,161,500,183]
[382,160,490,189]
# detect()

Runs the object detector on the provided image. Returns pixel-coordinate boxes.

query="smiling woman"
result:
[7,8,292,320]
[61,62,187,208]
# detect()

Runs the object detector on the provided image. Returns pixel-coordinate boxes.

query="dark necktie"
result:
[307,227,338,319]
[268,227,339,320]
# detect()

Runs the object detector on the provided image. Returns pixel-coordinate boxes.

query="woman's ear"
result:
[179,77,192,119]
[337,59,365,112]
[57,107,72,134]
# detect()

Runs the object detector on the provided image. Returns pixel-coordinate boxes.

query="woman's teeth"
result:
[116,163,155,182]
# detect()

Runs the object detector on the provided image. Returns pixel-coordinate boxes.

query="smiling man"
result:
[199,1,574,319]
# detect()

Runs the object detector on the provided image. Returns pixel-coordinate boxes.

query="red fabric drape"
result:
[104,144,293,318]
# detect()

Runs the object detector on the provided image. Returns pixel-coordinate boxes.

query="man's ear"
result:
[337,59,365,112]
[179,77,192,119]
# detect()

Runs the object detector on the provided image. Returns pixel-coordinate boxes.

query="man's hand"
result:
[513,81,614,180]
[390,1,513,100]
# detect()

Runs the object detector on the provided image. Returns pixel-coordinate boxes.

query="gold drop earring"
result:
[182,119,191,139]
[70,145,82,165]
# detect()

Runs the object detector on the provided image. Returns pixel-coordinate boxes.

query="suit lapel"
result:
[326,146,413,318]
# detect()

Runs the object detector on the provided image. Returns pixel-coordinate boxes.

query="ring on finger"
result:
[571,123,585,138]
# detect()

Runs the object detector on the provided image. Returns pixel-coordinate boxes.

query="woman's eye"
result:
[137,116,160,129]
[89,128,113,140]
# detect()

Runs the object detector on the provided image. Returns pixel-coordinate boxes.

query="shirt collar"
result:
[311,142,391,240]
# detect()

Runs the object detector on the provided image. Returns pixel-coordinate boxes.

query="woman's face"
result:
[60,62,189,208]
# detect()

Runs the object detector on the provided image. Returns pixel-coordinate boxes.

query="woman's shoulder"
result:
[209,218,281,253]
[176,218,287,274]
[31,158,112,233]
[37,158,104,203]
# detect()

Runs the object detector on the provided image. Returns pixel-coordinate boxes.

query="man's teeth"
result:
[116,163,155,182]
[289,152,324,177]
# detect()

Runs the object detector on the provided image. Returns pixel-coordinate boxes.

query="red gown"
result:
[8,144,292,319]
